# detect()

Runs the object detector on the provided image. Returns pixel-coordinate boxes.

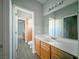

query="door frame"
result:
[12,4,35,59]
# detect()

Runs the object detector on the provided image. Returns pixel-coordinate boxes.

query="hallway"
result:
[16,39,40,59]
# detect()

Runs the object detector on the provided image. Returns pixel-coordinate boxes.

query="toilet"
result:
[28,41,32,48]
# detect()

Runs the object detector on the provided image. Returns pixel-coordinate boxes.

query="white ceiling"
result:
[37,0,48,4]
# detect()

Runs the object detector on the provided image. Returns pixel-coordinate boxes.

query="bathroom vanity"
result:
[35,35,78,59]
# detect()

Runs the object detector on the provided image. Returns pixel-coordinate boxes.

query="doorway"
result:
[13,5,35,59]
[18,20,25,46]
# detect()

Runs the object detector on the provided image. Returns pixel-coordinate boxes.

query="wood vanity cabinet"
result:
[35,37,77,59]
[41,42,50,59]
[51,46,74,59]
[35,38,41,56]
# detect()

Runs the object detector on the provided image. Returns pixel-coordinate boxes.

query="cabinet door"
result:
[51,46,74,59]
[61,51,74,59]
[52,54,61,59]
[35,38,41,56]
[41,42,50,59]
[51,46,61,59]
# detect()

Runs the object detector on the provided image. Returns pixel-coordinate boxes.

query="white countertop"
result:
[35,35,78,57]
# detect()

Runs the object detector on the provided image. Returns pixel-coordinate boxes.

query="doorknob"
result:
[15,32,17,34]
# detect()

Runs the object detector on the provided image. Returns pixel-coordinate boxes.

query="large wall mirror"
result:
[43,1,78,40]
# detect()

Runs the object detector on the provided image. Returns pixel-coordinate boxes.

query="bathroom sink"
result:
[36,35,56,43]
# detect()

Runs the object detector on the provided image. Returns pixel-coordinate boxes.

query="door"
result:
[25,17,32,42]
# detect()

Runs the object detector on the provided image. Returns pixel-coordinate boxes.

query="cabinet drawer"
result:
[41,42,50,50]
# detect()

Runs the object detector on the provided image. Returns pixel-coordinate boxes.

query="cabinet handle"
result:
[41,43,46,46]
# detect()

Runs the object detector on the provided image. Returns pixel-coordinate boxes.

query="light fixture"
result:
[49,0,64,11]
